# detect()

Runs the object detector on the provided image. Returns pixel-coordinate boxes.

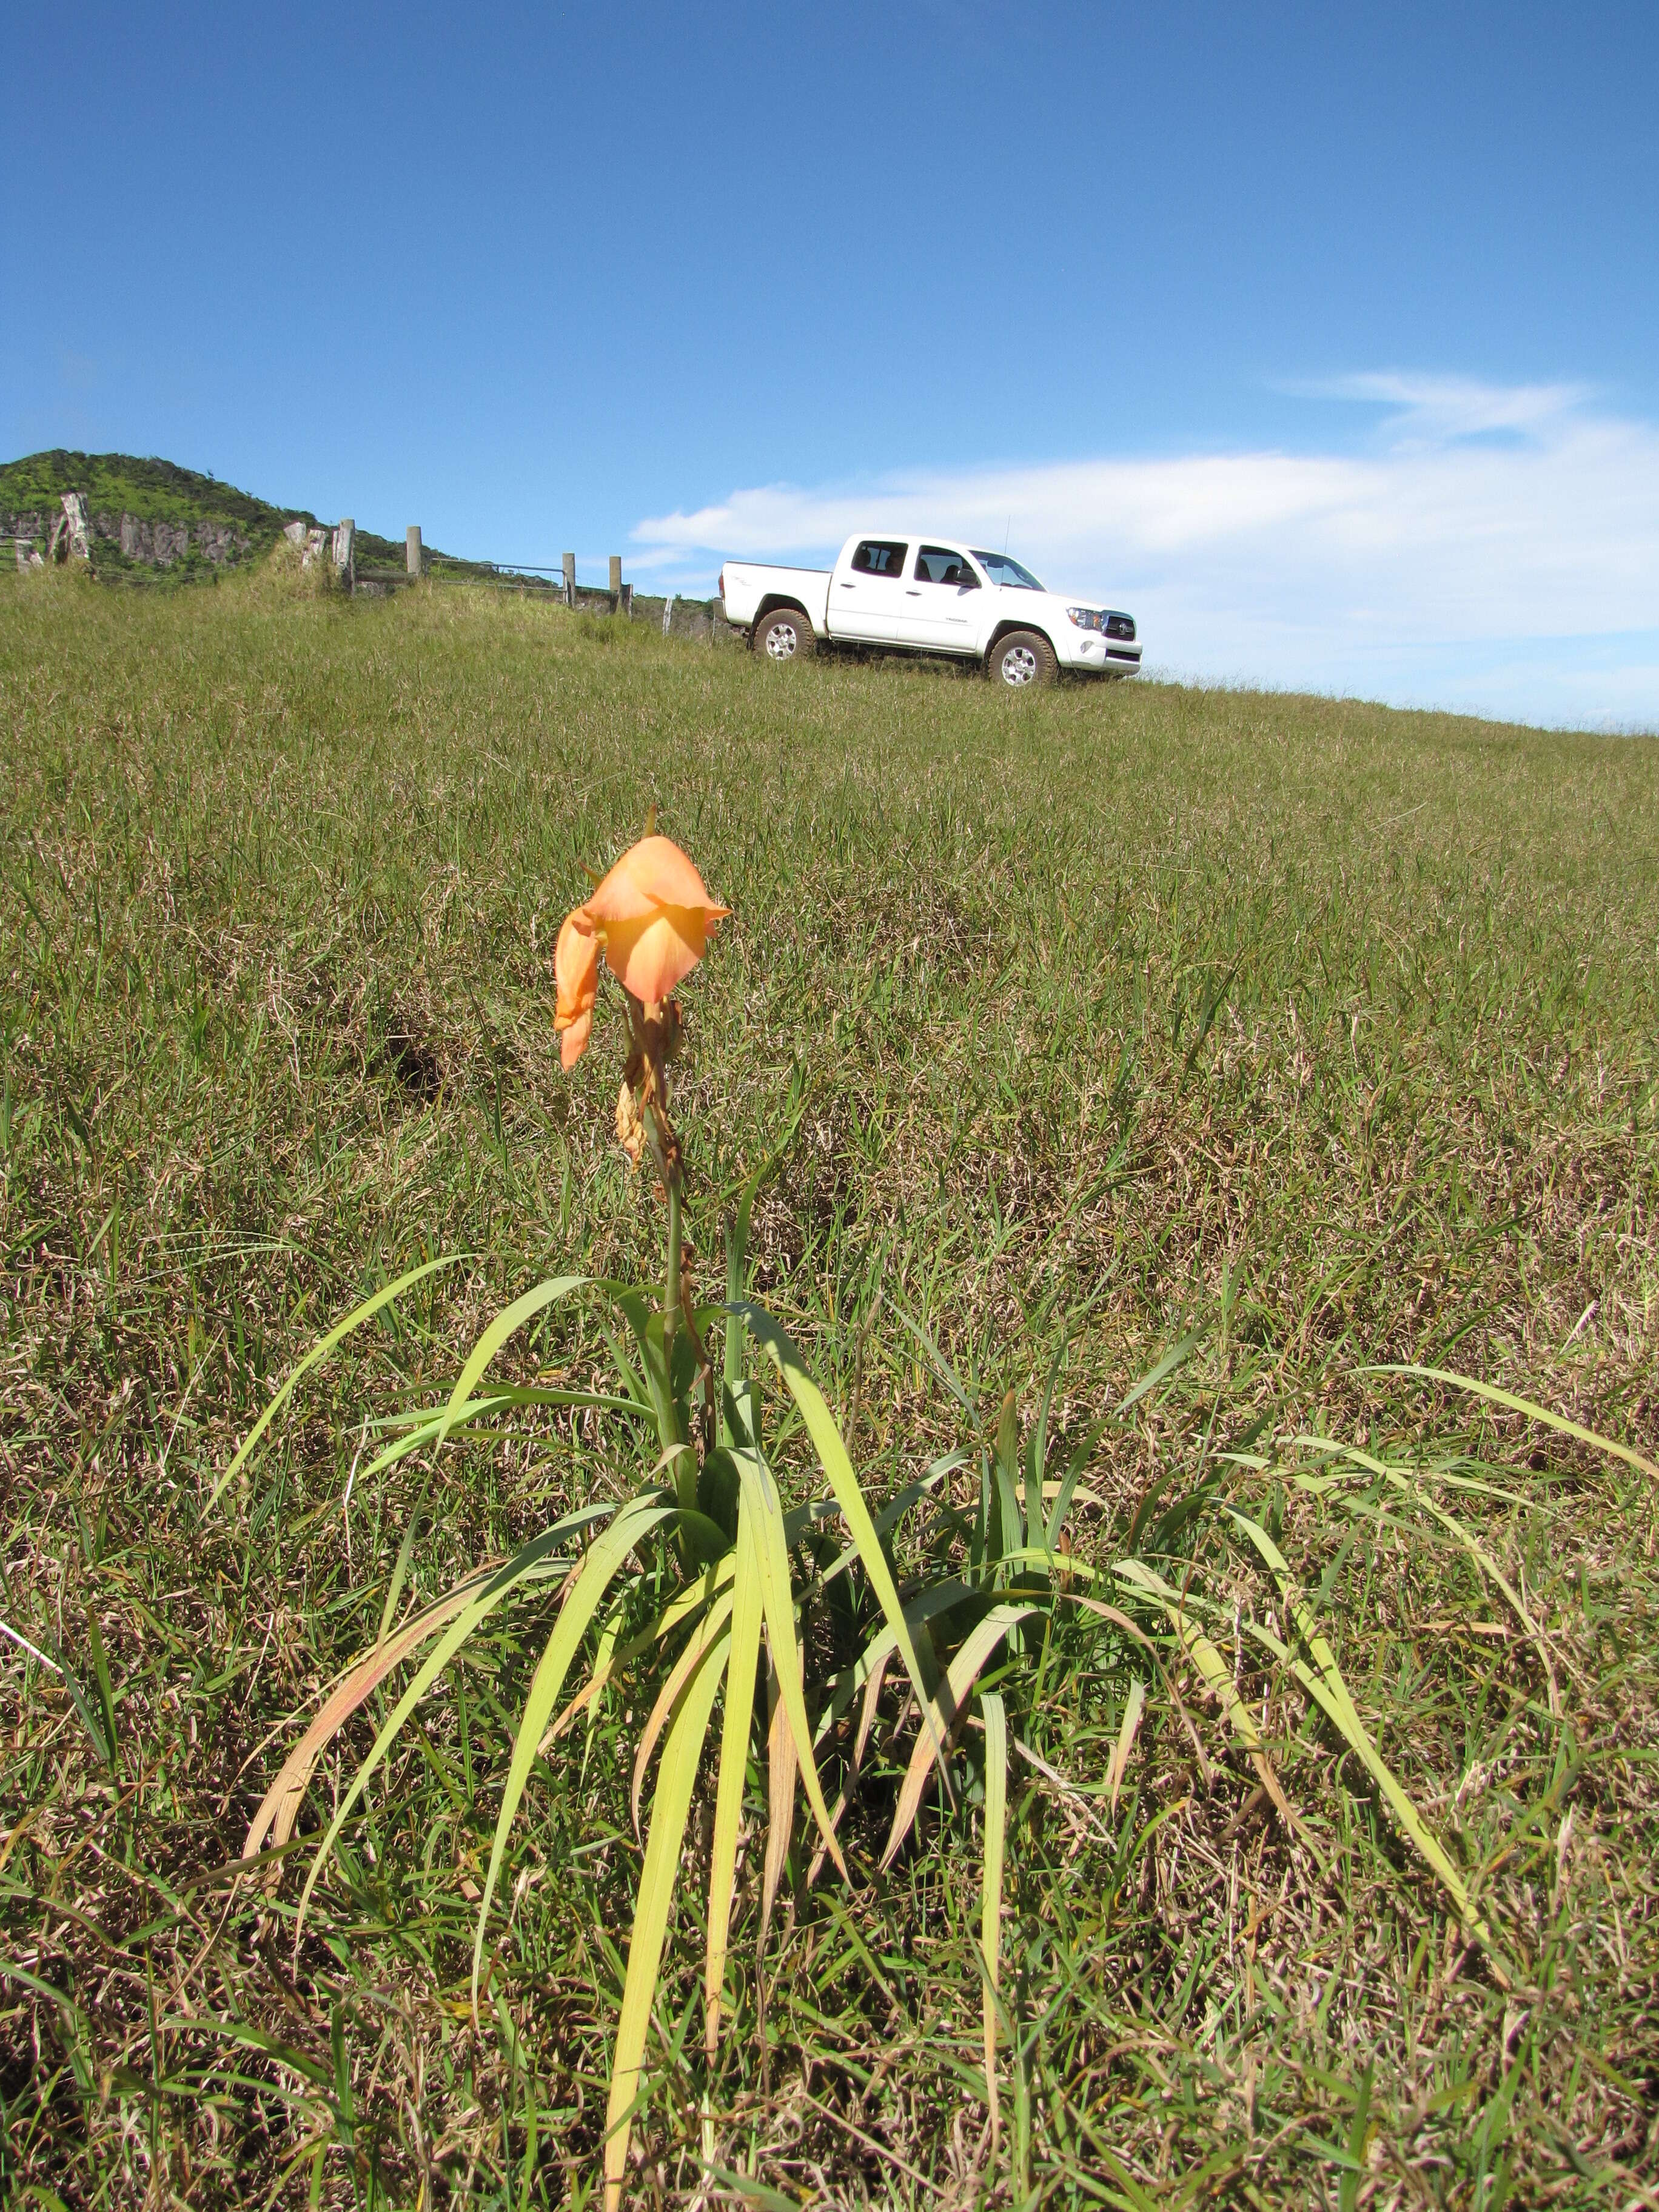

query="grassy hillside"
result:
[0,451,456,580]
[0,450,313,538]
[2,572,1656,2206]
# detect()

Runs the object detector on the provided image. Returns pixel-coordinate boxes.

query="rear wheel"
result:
[754,605,816,662]
[987,628,1056,689]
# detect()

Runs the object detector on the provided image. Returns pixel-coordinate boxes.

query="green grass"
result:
[2,565,1657,2207]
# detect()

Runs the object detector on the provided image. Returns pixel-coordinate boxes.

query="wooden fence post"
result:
[562,552,575,607]
[608,556,622,612]
[406,526,422,582]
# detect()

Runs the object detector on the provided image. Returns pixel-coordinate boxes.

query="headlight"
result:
[1065,605,1106,631]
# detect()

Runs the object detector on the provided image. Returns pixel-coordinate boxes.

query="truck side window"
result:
[850,539,908,577]
[916,545,974,585]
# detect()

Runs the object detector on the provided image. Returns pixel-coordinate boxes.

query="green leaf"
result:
[734,1446,846,1880]
[740,1301,950,1785]
[209,1254,463,1512]
[632,1591,734,1832]
[438,1275,589,1449]
[471,1495,677,2007]
[705,1501,765,2057]
[1227,1508,1503,1962]
[1366,1363,1659,1484]
[289,1504,614,1945]
[1117,1329,1203,1417]
[881,1603,1035,1868]
[83,1610,119,1775]
[602,1631,725,2212]
[980,1688,1008,2137]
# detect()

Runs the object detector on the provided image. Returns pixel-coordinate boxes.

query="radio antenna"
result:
[1003,514,1011,554]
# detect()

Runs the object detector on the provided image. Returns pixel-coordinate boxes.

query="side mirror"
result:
[957,575,980,591]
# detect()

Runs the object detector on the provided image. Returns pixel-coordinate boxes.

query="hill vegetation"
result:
[2,571,1656,2206]
[0,450,449,580]
[0,450,314,541]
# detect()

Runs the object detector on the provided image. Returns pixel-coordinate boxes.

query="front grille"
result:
[1106,648,1140,663]
[1105,613,1136,642]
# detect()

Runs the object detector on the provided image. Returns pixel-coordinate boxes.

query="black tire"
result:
[986,628,1057,689]
[754,605,816,663]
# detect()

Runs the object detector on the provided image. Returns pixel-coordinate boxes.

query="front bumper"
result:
[1061,629,1142,674]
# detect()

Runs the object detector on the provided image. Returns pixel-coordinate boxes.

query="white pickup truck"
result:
[718,534,1140,687]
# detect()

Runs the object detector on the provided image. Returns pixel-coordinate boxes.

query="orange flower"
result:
[554,912,600,1070]
[554,835,728,1069]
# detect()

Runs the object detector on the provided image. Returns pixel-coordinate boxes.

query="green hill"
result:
[0,450,443,581]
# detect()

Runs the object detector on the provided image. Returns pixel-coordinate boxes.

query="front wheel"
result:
[754,606,816,662]
[987,629,1056,689]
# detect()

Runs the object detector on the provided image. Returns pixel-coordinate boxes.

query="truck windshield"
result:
[971,551,1044,591]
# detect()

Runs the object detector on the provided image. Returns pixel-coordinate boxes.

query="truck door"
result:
[903,545,983,652]
[832,538,911,640]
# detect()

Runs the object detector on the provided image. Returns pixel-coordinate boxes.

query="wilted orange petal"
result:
[555,911,600,1022]
[555,911,600,1067]
[559,1007,592,1069]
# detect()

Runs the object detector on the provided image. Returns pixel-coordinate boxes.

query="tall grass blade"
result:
[1116,1330,1202,1416]
[437,1274,588,1447]
[734,1445,846,1880]
[980,1688,1008,2139]
[209,1255,462,1512]
[705,1505,764,2057]
[1227,1508,1501,1958]
[83,1610,119,1773]
[632,1591,734,1833]
[295,1512,608,1946]
[1368,1364,1659,1484]
[246,1562,509,1854]
[602,1631,725,2212]
[740,1302,949,1780]
[759,1662,796,1953]
[1165,1607,1292,1824]
[1106,1679,1145,1817]
[881,1603,1034,1868]
[470,1496,677,2006]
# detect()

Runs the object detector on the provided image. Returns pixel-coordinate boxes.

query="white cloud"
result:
[631,377,1659,728]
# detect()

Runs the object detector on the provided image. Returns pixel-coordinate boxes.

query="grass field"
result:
[3,566,1657,2209]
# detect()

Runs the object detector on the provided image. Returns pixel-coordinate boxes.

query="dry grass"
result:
[2,569,1657,2207]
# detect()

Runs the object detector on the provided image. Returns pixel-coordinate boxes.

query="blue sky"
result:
[8,1,1657,727]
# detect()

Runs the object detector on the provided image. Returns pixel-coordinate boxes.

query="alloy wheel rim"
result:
[766,623,798,659]
[1002,645,1037,685]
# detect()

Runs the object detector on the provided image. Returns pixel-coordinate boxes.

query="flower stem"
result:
[665,1170,695,1512]
[664,1171,683,1353]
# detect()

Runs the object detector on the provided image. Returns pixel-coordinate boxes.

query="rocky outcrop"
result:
[45,494,92,563]
[101,512,255,565]
[281,518,331,569]
[113,514,188,562]
[4,504,258,568]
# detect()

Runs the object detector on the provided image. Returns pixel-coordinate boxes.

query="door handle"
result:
[838,582,856,590]
[905,589,921,595]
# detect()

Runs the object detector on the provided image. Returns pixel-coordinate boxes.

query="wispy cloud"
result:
[1288,371,1597,444]
[631,377,1659,726]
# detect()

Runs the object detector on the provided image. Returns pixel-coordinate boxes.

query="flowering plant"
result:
[221,831,961,2205]
[218,828,1590,2202]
